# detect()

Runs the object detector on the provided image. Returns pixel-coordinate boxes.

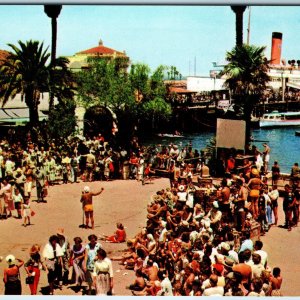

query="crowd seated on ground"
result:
[115,162,292,296]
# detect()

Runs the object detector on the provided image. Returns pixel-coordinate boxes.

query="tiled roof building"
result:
[66,39,129,71]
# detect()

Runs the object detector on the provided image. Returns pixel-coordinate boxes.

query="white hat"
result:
[83,186,90,193]
[178,185,185,192]
[213,201,219,209]
[220,242,231,251]
[5,254,15,265]
[160,220,167,228]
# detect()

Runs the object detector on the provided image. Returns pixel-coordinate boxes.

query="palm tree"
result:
[44,5,63,109]
[44,5,62,65]
[0,40,74,141]
[222,44,270,144]
[0,40,50,129]
[231,6,246,47]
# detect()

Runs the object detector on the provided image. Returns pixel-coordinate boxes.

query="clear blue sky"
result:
[0,5,300,76]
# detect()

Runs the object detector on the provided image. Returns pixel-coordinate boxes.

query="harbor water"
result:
[143,127,300,173]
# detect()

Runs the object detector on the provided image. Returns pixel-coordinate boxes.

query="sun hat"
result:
[5,254,15,266]
[83,186,90,193]
[213,263,224,274]
[246,212,252,219]
[57,228,65,236]
[195,203,202,209]
[212,201,219,209]
[178,185,185,192]
[224,257,235,269]
[251,168,259,176]
[220,242,231,251]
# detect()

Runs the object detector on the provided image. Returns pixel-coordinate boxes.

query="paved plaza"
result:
[0,178,299,296]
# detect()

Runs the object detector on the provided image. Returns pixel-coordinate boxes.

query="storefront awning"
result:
[286,82,300,90]
[0,108,47,125]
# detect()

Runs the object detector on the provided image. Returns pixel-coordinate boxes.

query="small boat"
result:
[157,133,184,138]
[295,131,300,136]
[259,111,300,128]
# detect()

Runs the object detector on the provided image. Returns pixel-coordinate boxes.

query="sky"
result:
[0,5,300,77]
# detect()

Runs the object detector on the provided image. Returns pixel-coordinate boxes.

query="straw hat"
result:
[212,201,219,209]
[224,257,235,269]
[251,168,259,176]
[220,242,230,252]
[5,254,15,266]
[195,203,203,210]
[57,228,65,236]
[151,194,162,202]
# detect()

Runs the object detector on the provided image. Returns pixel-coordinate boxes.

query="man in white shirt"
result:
[158,270,173,296]
[254,240,268,268]
[268,185,279,225]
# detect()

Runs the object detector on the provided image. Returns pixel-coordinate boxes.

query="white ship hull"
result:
[260,119,300,128]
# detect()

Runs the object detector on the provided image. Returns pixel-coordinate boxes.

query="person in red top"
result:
[103,223,127,243]
[3,255,24,295]
[129,153,139,179]
[226,155,235,174]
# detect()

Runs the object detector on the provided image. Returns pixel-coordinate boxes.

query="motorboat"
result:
[157,133,184,138]
[259,111,300,128]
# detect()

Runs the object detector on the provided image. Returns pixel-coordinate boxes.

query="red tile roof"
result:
[169,87,195,94]
[77,40,125,56]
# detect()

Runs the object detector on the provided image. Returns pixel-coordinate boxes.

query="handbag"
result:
[25,275,34,284]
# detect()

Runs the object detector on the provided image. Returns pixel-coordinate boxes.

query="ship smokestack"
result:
[271,32,282,65]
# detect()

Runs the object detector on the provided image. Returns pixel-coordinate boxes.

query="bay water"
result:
[142,127,300,173]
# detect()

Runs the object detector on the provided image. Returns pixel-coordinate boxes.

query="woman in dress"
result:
[84,234,102,295]
[1,178,13,218]
[12,186,23,219]
[24,165,34,199]
[24,244,47,295]
[3,254,24,295]
[93,248,113,296]
[22,196,31,227]
[69,237,86,287]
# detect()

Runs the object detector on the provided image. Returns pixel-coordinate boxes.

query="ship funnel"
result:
[271,32,282,65]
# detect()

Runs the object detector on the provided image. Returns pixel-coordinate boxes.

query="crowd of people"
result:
[115,161,290,296]
[0,132,299,296]
[2,224,125,296]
